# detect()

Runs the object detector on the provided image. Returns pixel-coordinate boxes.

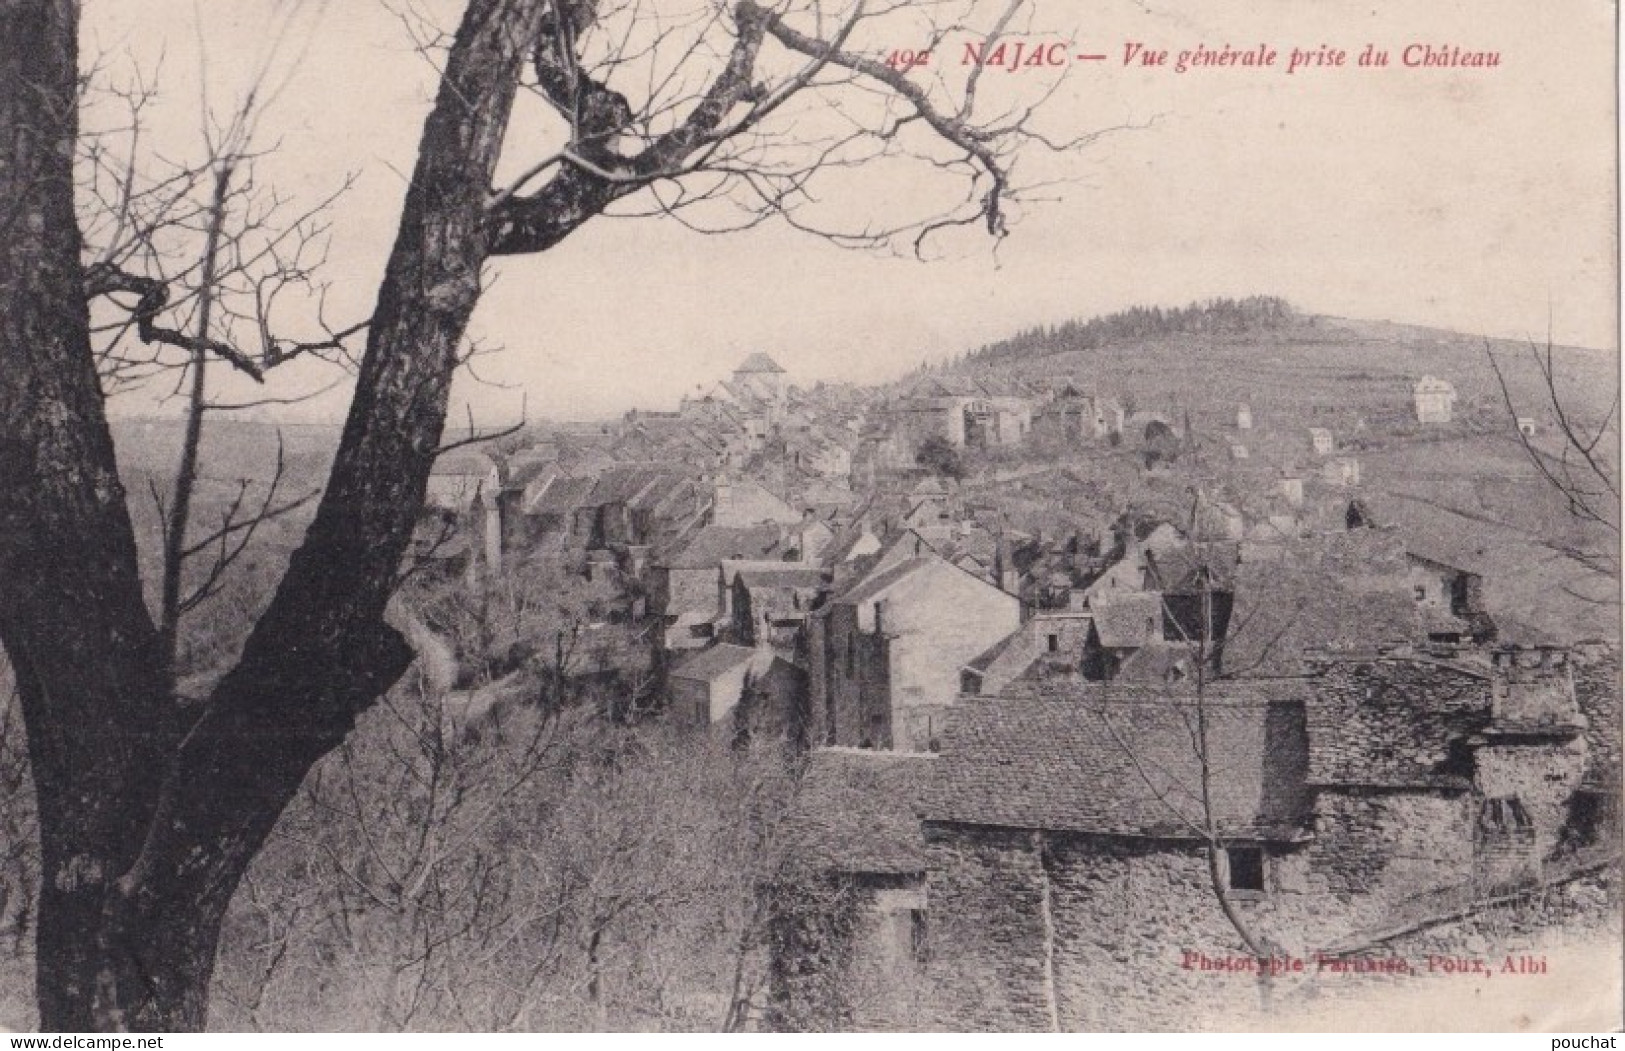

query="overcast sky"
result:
[88,0,1617,423]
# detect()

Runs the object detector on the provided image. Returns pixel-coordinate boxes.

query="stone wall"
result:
[653,565,722,622]
[1307,789,1476,932]
[919,825,1054,1030]
[778,817,1619,1032]
[820,604,894,748]
[1045,834,1282,1030]
[1475,739,1588,862]
[917,824,1482,1031]
[1306,657,1490,785]
[1572,644,1622,797]
[882,568,1022,750]
[768,874,928,1032]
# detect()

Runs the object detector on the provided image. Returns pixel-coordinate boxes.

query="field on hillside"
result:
[947,314,1616,442]
[940,308,1619,645]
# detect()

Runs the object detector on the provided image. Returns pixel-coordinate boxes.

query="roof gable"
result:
[670,643,757,684]
[735,352,786,374]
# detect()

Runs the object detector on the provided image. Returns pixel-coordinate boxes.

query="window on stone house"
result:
[1479,796,1534,838]
[910,909,929,962]
[1413,584,1428,602]
[1047,633,1059,652]
[1226,846,1266,893]
[1560,791,1608,851]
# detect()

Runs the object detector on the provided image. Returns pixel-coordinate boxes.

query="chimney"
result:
[995,532,1019,595]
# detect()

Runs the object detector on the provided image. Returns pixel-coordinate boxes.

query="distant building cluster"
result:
[411,351,1614,1030]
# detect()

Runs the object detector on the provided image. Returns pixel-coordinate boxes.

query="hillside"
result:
[919,300,1619,644]
[932,301,1616,438]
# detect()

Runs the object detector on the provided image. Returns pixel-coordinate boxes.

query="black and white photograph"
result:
[0,0,1618,1034]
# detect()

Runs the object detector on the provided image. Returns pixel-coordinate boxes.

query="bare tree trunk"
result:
[0,0,178,1029]
[1,0,545,1029]
[3,0,1051,1028]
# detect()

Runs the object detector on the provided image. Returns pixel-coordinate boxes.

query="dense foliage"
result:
[962,296,1296,367]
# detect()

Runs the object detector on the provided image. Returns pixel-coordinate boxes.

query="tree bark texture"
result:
[0,0,549,1029]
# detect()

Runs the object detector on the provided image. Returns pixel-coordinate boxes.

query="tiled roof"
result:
[1224,530,1421,676]
[1145,542,1239,593]
[997,675,1271,707]
[777,749,935,875]
[1090,590,1162,649]
[831,556,942,609]
[963,628,1027,674]
[669,643,756,684]
[429,451,497,477]
[524,474,597,516]
[504,458,556,490]
[1115,640,1198,682]
[735,566,825,590]
[923,697,1311,840]
[588,466,687,508]
[662,524,787,569]
[736,352,786,374]
[1360,495,1491,576]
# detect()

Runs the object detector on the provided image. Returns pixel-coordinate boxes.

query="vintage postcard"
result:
[0,0,1618,1034]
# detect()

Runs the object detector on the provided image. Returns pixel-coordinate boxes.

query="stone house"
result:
[1032,386,1124,442]
[515,473,598,548]
[732,352,789,408]
[1303,648,1589,917]
[1414,375,1457,424]
[648,524,795,648]
[668,643,758,727]
[426,451,500,513]
[888,377,1032,450]
[1345,494,1502,644]
[977,396,1033,447]
[667,642,807,737]
[729,565,826,648]
[771,646,1609,1031]
[890,395,976,449]
[580,466,705,551]
[959,609,1095,696]
[911,694,1312,1031]
[769,749,937,1030]
[1223,529,1421,678]
[1404,551,1493,643]
[809,554,1022,751]
[502,465,705,557]
[1079,590,1163,680]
